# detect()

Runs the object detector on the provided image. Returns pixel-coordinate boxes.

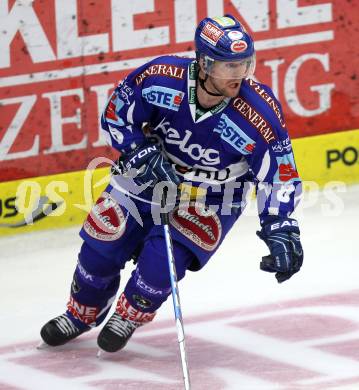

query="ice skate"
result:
[97,293,155,353]
[40,314,89,347]
[97,312,142,352]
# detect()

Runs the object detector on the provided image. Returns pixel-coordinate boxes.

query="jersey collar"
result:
[187,61,230,123]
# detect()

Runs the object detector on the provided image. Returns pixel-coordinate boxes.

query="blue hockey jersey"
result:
[100,55,302,223]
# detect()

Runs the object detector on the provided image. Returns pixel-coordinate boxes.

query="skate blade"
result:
[97,348,104,358]
[36,341,50,350]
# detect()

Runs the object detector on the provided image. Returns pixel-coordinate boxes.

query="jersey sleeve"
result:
[100,62,154,154]
[244,92,302,224]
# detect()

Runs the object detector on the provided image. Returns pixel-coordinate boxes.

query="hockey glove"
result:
[256,217,303,283]
[112,138,180,188]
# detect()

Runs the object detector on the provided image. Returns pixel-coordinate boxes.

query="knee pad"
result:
[79,242,121,276]
[72,261,120,293]
[123,236,194,312]
[139,236,193,286]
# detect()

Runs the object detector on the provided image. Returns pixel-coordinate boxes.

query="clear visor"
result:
[200,54,256,80]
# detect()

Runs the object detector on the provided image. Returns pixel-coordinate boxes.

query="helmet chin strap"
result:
[198,74,223,97]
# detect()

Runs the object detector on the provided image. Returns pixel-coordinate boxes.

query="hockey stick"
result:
[161,187,191,390]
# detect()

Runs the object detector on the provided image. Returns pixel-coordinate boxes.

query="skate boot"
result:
[40,313,90,346]
[97,293,156,353]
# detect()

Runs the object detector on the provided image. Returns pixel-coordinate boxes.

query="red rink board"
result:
[0,0,358,181]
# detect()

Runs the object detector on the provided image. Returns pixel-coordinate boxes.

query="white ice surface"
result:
[0,184,358,389]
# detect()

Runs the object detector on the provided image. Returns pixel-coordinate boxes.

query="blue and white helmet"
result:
[195,15,256,79]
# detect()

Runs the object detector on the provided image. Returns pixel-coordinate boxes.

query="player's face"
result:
[208,76,243,98]
[210,60,250,80]
[200,57,255,98]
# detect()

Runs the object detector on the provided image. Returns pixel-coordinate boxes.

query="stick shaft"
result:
[163,223,191,390]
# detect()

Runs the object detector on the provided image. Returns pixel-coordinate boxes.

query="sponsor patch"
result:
[212,16,236,27]
[133,295,153,309]
[77,262,94,282]
[71,275,80,294]
[247,79,286,128]
[174,94,183,106]
[214,113,256,154]
[104,93,126,127]
[270,219,298,231]
[116,293,156,323]
[272,137,292,153]
[230,40,248,53]
[175,164,245,185]
[67,296,98,325]
[189,62,197,80]
[154,118,220,166]
[274,153,300,183]
[171,202,222,251]
[135,64,185,85]
[200,22,224,46]
[189,86,196,104]
[142,86,184,111]
[233,97,276,143]
[134,268,171,296]
[83,192,126,241]
[117,80,134,105]
[228,31,243,40]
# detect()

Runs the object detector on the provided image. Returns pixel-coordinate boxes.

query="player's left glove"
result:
[256,217,303,283]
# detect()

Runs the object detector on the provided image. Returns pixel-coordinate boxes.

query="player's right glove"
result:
[256,217,303,283]
[112,138,180,188]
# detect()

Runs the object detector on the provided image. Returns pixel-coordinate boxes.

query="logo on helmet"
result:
[228,31,243,41]
[200,22,224,46]
[230,40,248,53]
[212,16,236,27]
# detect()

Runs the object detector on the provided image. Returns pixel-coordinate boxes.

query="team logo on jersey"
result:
[200,22,224,46]
[214,113,256,154]
[135,64,185,85]
[274,153,300,183]
[171,202,222,251]
[142,86,184,112]
[83,192,126,241]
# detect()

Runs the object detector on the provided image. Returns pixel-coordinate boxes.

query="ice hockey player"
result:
[40,14,303,353]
